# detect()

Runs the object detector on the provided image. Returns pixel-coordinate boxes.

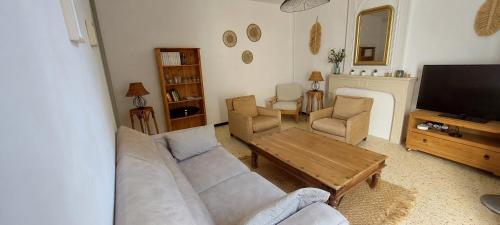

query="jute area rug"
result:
[239,156,416,225]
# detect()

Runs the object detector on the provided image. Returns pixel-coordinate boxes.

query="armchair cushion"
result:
[276,83,302,101]
[311,118,346,137]
[332,96,368,120]
[272,101,297,111]
[233,97,258,117]
[253,116,281,132]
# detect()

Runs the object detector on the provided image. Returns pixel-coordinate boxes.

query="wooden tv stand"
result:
[406,110,500,176]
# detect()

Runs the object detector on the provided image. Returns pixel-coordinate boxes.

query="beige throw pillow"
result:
[233,97,258,117]
[333,96,366,119]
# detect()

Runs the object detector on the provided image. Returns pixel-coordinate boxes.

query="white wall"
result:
[292,0,349,108]
[0,1,116,225]
[94,0,294,132]
[292,0,500,136]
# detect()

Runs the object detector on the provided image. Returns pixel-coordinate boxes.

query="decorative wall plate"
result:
[247,24,262,42]
[223,30,237,47]
[242,50,253,64]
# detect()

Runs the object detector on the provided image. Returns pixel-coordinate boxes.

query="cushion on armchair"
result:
[276,83,302,101]
[253,116,280,132]
[332,96,368,120]
[272,101,297,111]
[233,97,258,117]
[311,118,346,137]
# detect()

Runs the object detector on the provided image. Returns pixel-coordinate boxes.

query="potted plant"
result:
[328,48,345,74]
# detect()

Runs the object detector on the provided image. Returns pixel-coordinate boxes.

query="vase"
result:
[333,63,341,74]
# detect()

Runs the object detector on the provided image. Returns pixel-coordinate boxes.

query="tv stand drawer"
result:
[407,131,500,174]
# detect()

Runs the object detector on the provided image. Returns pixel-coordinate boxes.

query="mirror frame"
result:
[353,5,394,65]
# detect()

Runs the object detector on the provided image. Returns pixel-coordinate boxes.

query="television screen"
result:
[416,65,500,122]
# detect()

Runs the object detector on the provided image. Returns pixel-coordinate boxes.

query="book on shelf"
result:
[168,89,181,102]
[160,52,181,66]
[165,92,173,102]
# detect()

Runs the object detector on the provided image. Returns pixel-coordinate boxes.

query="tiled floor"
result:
[215,116,500,225]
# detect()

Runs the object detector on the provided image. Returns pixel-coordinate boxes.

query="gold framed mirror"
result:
[354,5,394,65]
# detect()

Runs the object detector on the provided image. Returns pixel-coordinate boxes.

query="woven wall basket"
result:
[223,30,237,47]
[242,50,253,64]
[247,24,262,42]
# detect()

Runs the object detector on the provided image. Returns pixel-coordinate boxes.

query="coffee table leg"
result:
[251,151,258,169]
[328,192,343,208]
[369,173,380,188]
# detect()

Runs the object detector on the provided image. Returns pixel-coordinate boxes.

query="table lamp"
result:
[308,71,323,91]
[126,82,150,108]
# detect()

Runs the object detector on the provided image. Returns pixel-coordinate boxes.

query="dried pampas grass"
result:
[309,17,322,55]
[475,0,500,36]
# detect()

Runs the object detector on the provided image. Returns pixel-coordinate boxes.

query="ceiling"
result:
[250,0,283,4]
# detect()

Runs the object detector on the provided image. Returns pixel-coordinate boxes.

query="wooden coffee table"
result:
[248,128,387,208]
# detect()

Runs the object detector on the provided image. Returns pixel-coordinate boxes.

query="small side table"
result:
[129,107,159,135]
[306,90,324,114]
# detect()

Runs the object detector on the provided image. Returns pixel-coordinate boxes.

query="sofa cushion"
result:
[312,118,346,137]
[153,139,216,225]
[333,96,367,120]
[165,124,219,161]
[200,172,286,225]
[238,188,330,225]
[276,83,302,101]
[178,146,250,193]
[233,96,258,117]
[253,115,280,132]
[277,202,348,225]
[272,101,297,111]
[115,154,197,225]
[116,126,165,167]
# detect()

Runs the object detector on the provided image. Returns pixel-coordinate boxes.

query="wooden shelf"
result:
[168,98,203,104]
[166,82,201,86]
[411,110,500,134]
[410,128,500,152]
[155,48,207,131]
[163,64,200,68]
[171,113,205,121]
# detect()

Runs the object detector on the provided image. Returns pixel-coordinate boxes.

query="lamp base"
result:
[311,81,320,91]
[133,96,147,108]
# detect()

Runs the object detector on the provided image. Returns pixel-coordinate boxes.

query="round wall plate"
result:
[242,50,253,64]
[223,30,237,47]
[247,24,261,42]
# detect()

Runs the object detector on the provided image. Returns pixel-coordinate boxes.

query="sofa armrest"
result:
[257,106,281,119]
[228,111,253,141]
[346,111,370,145]
[266,96,278,108]
[278,202,348,225]
[308,107,333,131]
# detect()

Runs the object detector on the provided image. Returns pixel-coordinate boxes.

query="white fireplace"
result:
[328,75,417,144]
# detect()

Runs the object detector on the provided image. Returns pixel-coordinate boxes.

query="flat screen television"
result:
[416,64,500,123]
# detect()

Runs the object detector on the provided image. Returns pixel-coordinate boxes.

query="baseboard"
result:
[214,122,229,127]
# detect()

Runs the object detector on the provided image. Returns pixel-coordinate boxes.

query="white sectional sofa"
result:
[115,126,348,225]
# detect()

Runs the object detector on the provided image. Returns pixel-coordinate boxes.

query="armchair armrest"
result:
[346,111,370,145]
[308,107,333,131]
[228,111,253,142]
[257,106,281,119]
[266,96,278,108]
[296,96,303,110]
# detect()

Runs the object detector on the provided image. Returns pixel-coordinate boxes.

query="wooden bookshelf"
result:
[155,48,207,131]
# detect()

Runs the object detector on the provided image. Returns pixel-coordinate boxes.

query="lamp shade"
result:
[126,82,150,97]
[280,0,330,13]
[308,71,324,81]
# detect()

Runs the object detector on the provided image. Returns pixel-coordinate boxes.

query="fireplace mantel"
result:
[328,75,417,144]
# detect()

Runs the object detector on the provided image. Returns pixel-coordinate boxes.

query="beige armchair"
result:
[308,95,373,145]
[267,83,303,122]
[226,95,281,143]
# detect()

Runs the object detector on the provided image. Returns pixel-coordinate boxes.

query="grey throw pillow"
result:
[238,188,330,225]
[165,124,219,161]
